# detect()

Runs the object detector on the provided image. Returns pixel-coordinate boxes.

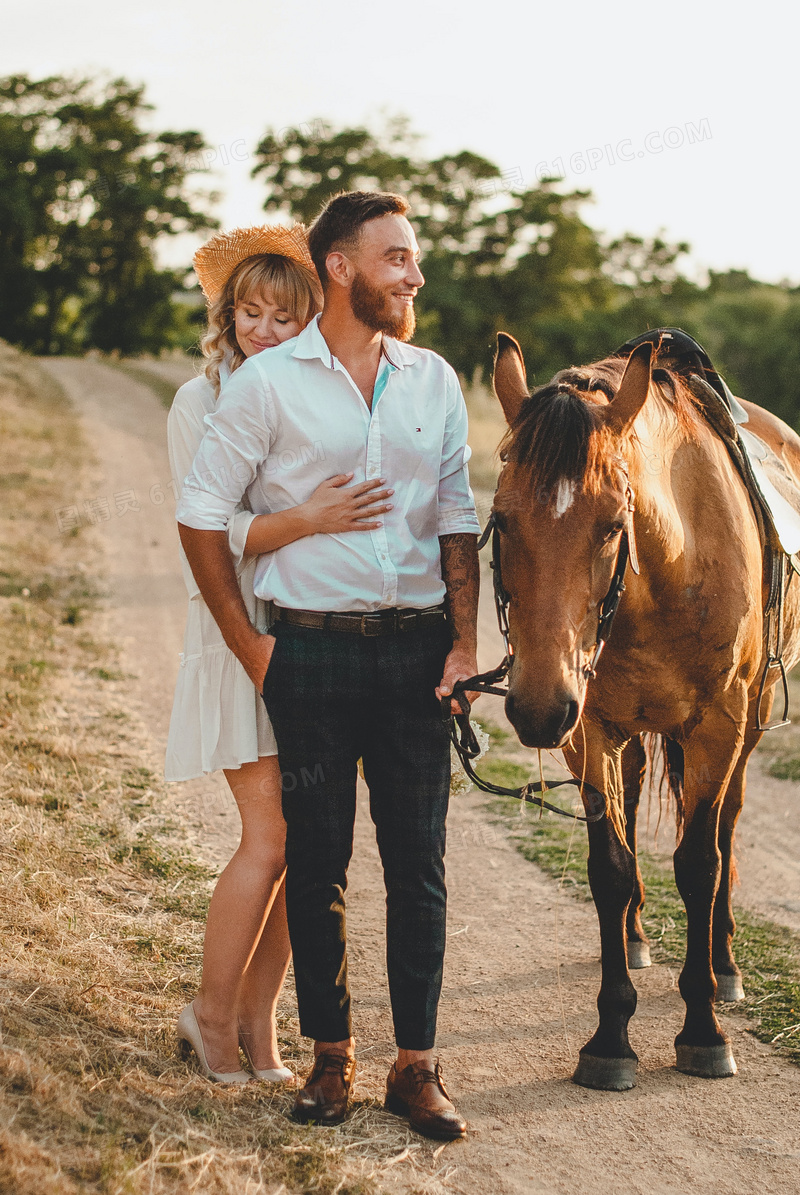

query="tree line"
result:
[2,75,799,427]
[0,75,214,356]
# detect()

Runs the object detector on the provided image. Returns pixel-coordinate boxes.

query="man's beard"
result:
[350,271,416,341]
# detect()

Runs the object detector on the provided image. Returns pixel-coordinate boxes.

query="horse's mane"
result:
[500,356,700,497]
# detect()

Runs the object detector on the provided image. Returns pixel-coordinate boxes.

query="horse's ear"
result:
[606,341,653,435]
[493,332,529,424]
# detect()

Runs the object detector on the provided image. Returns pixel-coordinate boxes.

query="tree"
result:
[682,272,800,426]
[0,74,217,354]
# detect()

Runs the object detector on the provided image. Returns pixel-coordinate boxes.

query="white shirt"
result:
[176,315,481,613]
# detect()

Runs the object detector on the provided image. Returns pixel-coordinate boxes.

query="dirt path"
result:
[42,358,800,1195]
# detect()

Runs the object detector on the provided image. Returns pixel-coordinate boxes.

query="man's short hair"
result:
[308,190,409,288]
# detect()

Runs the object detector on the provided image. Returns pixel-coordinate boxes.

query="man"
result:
[177,191,480,1140]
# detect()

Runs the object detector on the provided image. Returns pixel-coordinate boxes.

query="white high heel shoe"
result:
[238,1033,294,1083]
[176,1004,251,1084]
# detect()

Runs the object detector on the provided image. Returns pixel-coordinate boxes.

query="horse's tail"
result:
[663,737,685,835]
[644,734,685,838]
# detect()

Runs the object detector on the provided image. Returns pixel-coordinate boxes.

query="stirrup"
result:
[756,655,791,731]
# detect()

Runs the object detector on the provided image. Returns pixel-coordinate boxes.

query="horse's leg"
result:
[712,713,763,1003]
[565,729,639,1091]
[673,699,746,1078]
[622,736,650,970]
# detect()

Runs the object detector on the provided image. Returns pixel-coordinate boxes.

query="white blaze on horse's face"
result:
[554,479,576,518]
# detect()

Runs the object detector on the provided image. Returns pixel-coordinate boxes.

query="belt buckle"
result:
[360,613,383,636]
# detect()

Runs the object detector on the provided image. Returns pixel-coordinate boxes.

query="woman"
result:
[167,224,393,1083]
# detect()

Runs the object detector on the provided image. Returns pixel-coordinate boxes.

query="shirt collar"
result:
[291,313,417,371]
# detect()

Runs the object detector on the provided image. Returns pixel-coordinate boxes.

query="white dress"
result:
[165,371,278,781]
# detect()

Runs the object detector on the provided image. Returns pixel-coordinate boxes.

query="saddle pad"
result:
[687,373,800,558]
[738,426,800,555]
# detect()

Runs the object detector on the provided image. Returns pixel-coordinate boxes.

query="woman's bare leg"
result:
[237,877,292,1069]
[191,755,289,1072]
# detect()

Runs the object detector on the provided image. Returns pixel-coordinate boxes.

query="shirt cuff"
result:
[175,490,232,532]
[227,510,258,575]
[437,507,483,536]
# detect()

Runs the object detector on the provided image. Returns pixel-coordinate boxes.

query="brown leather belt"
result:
[267,603,447,636]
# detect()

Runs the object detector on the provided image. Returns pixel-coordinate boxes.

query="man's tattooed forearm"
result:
[439,533,479,645]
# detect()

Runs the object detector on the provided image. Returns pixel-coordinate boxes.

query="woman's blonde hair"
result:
[201,254,323,393]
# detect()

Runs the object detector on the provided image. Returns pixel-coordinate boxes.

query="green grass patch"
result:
[114,829,213,884]
[89,665,126,681]
[767,753,800,781]
[108,360,183,409]
[482,723,800,1066]
[121,765,156,790]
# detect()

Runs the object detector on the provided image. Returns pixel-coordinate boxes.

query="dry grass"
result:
[0,343,463,1194]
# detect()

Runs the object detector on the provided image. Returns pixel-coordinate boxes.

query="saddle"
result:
[614,328,800,729]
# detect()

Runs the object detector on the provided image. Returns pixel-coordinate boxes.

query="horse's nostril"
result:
[558,700,580,739]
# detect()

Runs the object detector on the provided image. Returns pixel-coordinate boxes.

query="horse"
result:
[489,333,800,1089]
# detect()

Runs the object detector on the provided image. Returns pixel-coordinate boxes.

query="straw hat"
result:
[193,223,315,302]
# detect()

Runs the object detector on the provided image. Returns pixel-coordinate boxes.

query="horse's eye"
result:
[603,522,625,543]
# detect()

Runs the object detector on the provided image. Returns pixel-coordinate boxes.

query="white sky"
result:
[4,0,798,283]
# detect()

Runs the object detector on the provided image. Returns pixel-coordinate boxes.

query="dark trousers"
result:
[262,620,452,1050]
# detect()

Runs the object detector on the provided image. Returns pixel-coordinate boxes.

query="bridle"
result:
[442,478,639,824]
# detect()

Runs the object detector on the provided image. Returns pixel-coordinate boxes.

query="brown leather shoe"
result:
[385,1060,466,1140]
[292,1052,356,1125]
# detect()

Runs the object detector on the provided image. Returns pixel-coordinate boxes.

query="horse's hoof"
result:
[675,1042,737,1078]
[626,940,652,969]
[572,1053,638,1090]
[714,973,745,1002]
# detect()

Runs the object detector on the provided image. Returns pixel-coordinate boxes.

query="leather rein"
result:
[441,485,639,824]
